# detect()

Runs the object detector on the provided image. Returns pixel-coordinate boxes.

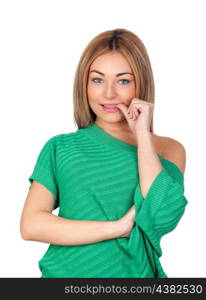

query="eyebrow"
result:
[90,70,134,77]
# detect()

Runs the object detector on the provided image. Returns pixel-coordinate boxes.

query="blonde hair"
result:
[73,28,155,132]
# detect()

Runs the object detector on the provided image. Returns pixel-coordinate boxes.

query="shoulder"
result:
[41,132,76,150]
[154,134,186,174]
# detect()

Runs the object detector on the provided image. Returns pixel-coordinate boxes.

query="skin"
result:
[87,51,185,166]
[20,53,186,246]
[87,51,186,238]
[87,51,157,237]
[87,51,142,236]
[87,51,140,140]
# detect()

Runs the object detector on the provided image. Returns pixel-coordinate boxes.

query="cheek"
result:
[87,92,97,108]
[120,82,136,94]
[87,85,101,98]
[87,85,92,97]
[120,88,136,101]
[129,82,136,94]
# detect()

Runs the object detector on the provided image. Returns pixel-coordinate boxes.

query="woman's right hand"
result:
[116,205,136,238]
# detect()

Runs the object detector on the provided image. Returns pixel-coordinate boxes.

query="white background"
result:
[0,0,204,278]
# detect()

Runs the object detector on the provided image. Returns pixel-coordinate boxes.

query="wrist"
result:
[135,130,152,143]
[109,220,123,239]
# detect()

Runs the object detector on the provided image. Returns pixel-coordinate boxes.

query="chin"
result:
[97,114,125,124]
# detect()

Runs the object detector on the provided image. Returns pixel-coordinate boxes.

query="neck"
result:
[95,118,132,134]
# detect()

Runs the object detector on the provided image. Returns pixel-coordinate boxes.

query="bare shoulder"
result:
[153,134,186,174]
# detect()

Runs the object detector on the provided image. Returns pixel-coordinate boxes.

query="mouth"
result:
[100,104,119,113]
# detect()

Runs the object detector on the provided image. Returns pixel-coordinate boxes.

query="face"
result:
[87,51,139,132]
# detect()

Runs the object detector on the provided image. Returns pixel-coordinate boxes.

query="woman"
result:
[20,28,188,278]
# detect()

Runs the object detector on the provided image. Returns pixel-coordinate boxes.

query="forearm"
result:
[136,131,163,198]
[22,212,121,246]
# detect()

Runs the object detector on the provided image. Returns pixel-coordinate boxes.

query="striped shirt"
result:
[28,123,188,278]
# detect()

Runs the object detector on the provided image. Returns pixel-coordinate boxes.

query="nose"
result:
[103,82,117,99]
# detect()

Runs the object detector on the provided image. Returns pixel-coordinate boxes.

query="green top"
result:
[28,123,188,278]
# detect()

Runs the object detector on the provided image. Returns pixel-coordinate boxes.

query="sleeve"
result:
[133,165,188,258]
[28,136,59,210]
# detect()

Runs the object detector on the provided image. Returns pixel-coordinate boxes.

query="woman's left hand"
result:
[116,98,154,137]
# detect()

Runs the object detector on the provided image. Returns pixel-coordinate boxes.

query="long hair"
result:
[73,28,155,132]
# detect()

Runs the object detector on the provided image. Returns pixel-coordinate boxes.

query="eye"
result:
[91,77,103,84]
[119,79,130,85]
[91,77,131,84]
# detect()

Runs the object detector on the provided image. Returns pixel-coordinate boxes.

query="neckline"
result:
[84,123,138,152]
[80,122,184,178]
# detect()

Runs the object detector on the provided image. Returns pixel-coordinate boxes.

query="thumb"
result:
[116,103,129,119]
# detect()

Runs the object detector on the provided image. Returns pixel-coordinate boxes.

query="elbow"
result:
[20,226,31,241]
[20,229,30,241]
[20,219,32,241]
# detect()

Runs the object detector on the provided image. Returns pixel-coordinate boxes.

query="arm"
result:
[132,133,188,257]
[136,131,163,198]
[22,212,120,246]
[116,99,188,266]
[20,181,122,246]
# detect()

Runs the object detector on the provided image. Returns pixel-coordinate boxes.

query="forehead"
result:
[90,52,132,72]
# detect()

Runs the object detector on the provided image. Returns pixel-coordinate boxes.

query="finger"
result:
[129,112,133,119]
[130,109,134,120]
[130,206,136,219]
[116,103,129,119]
[128,110,133,119]
[133,110,138,120]
[131,110,136,120]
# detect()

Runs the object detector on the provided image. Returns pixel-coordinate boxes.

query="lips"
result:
[101,104,119,112]
[101,104,119,108]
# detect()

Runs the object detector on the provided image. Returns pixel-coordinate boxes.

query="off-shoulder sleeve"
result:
[28,136,59,210]
[133,165,188,258]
